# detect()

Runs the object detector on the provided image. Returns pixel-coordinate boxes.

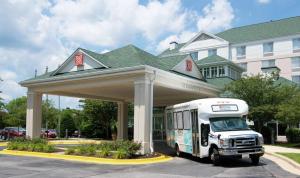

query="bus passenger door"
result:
[191,109,199,156]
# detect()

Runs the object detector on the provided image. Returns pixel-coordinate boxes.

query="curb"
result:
[264,152,300,175]
[0,142,7,146]
[0,149,173,165]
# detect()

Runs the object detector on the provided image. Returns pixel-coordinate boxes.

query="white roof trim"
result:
[52,48,109,76]
[180,31,228,51]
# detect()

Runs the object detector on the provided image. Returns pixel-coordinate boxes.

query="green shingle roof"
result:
[216,16,300,44]
[158,43,186,57]
[196,55,244,71]
[206,77,234,89]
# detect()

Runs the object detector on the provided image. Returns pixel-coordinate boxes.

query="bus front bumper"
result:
[218,146,264,157]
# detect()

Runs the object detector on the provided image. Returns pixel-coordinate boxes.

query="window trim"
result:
[292,57,300,69]
[236,46,246,59]
[263,42,274,55]
[176,111,184,130]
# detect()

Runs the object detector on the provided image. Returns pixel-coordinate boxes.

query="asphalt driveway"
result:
[0,151,298,178]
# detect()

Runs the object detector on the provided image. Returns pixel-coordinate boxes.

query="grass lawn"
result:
[273,143,300,149]
[277,153,300,164]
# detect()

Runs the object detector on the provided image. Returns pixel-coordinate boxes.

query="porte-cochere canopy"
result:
[20,44,221,154]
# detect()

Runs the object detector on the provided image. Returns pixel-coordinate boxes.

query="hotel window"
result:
[211,67,218,78]
[293,38,300,51]
[236,46,246,59]
[176,112,183,129]
[292,57,300,69]
[208,49,217,56]
[292,75,300,84]
[190,51,198,61]
[238,63,247,72]
[262,59,275,68]
[203,67,210,78]
[218,66,225,77]
[263,42,273,55]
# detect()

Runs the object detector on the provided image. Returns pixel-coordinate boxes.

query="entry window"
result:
[167,112,173,130]
[183,111,191,129]
[201,124,210,146]
[173,113,177,129]
[176,112,183,129]
[211,67,218,78]
[218,66,225,77]
[203,67,210,78]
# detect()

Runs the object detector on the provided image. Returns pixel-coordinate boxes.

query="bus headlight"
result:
[219,138,229,147]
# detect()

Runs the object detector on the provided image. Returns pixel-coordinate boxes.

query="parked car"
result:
[0,127,26,140]
[41,129,57,138]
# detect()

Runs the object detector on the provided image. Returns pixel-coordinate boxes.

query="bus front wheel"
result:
[250,155,260,165]
[210,147,220,166]
[175,144,181,157]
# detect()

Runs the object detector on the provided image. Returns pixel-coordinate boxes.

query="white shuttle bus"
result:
[165,98,264,165]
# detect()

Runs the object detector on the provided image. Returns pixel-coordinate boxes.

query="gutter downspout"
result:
[149,70,156,153]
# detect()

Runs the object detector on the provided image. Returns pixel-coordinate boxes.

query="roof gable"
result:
[53,48,108,75]
[180,32,228,52]
[196,55,244,72]
[171,56,204,80]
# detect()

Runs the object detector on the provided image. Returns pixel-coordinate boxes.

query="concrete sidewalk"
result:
[264,145,300,176]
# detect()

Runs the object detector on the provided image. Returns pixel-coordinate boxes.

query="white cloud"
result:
[257,0,271,4]
[197,0,234,32]
[156,31,196,52]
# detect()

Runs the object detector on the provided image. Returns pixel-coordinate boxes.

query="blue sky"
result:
[0,0,299,109]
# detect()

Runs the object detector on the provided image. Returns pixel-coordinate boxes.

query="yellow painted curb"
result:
[0,149,173,165]
[0,142,7,146]
[48,140,104,145]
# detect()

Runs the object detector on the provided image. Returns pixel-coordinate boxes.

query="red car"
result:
[41,129,57,138]
[0,127,26,140]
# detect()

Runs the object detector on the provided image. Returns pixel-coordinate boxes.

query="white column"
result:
[26,90,42,139]
[117,101,128,140]
[133,77,153,154]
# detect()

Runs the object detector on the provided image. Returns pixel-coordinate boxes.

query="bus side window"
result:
[167,112,173,130]
[201,124,210,146]
[173,112,177,129]
[183,111,191,129]
[177,112,183,130]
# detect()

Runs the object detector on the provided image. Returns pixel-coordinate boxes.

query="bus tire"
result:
[175,144,181,157]
[210,147,220,166]
[250,155,260,165]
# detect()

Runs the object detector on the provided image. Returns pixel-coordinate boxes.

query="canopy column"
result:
[133,77,153,154]
[26,90,42,139]
[117,101,128,140]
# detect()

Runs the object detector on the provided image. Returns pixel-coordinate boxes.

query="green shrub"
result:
[286,128,300,143]
[65,147,75,155]
[113,148,129,159]
[6,138,55,153]
[96,147,111,157]
[43,145,55,153]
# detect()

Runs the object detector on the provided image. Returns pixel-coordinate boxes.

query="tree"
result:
[79,99,117,139]
[59,108,76,138]
[42,99,59,129]
[224,73,299,132]
[4,96,27,128]
[276,93,300,126]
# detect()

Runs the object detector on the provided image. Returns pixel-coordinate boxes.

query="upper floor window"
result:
[292,75,300,84]
[238,63,247,72]
[236,46,246,59]
[263,42,273,55]
[293,38,300,52]
[190,52,198,61]
[262,59,276,68]
[208,49,217,56]
[292,57,300,69]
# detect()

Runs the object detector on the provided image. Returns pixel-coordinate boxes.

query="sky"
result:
[0,0,299,109]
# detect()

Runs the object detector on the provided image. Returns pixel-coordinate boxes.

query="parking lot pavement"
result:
[0,153,298,178]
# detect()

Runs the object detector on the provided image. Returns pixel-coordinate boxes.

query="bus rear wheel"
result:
[210,147,220,166]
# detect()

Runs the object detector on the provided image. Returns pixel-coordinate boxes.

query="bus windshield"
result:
[209,117,249,132]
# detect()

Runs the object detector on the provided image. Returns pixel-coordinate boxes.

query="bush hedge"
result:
[286,128,300,143]
[6,138,55,153]
[65,140,141,159]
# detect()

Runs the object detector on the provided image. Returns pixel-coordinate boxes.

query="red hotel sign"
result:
[74,53,84,66]
[186,59,192,71]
